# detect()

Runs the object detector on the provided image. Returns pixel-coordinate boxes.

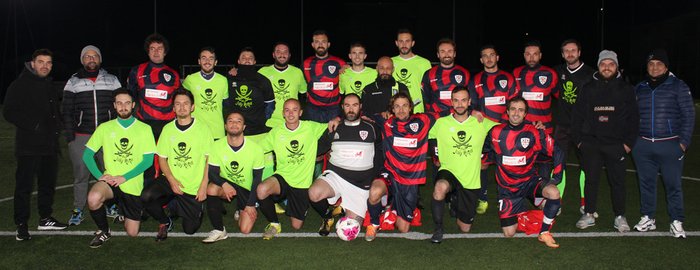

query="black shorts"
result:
[389,177,418,222]
[231,182,252,210]
[149,178,204,223]
[111,185,143,221]
[271,174,309,221]
[498,176,547,227]
[436,170,478,225]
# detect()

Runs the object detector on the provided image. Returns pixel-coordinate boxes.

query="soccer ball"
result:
[336,217,360,241]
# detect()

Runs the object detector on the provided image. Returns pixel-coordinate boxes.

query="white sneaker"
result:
[202,228,228,243]
[633,215,656,232]
[579,206,599,218]
[576,213,596,229]
[670,220,686,239]
[614,216,630,233]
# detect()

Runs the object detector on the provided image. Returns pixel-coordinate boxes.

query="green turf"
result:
[1,104,699,269]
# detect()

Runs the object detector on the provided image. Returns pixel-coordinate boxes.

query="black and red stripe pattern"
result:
[129,62,180,121]
[470,69,516,123]
[303,55,345,107]
[381,113,438,185]
[512,65,559,134]
[422,65,470,114]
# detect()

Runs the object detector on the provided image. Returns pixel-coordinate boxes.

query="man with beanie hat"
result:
[62,45,122,226]
[632,49,695,238]
[572,49,639,233]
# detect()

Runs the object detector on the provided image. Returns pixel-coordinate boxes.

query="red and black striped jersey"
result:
[421,65,470,114]
[469,69,517,123]
[512,65,559,134]
[303,55,345,107]
[380,113,438,185]
[486,123,563,193]
[127,62,181,121]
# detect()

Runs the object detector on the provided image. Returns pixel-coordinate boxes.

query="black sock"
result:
[207,198,225,231]
[432,198,445,230]
[259,197,279,223]
[310,199,331,219]
[367,201,383,225]
[90,205,109,233]
[541,199,560,233]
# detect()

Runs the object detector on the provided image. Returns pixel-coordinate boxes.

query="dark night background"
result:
[1,0,699,101]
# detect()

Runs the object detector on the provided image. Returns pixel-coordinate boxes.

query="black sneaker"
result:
[156,223,169,242]
[16,223,31,241]
[431,228,444,244]
[318,218,334,236]
[38,217,68,230]
[113,215,125,224]
[89,230,111,248]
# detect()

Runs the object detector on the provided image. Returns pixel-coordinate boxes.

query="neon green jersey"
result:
[156,119,213,195]
[429,115,498,189]
[182,72,229,139]
[391,55,431,113]
[258,65,306,128]
[86,118,156,196]
[339,67,377,97]
[208,138,265,191]
[261,121,327,188]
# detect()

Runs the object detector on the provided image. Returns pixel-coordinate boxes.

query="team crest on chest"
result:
[163,73,172,82]
[359,130,368,140]
[499,79,508,89]
[409,123,419,132]
[328,66,336,74]
[455,75,463,84]
[520,138,530,148]
[538,75,548,85]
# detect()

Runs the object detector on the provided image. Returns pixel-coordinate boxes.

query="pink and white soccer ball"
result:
[336,216,360,241]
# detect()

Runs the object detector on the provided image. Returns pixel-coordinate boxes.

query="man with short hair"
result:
[256,99,329,239]
[572,50,639,233]
[141,89,213,241]
[422,38,470,115]
[258,42,307,128]
[183,46,229,140]
[203,111,269,243]
[360,56,409,117]
[303,30,346,123]
[83,88,156,248]
[4,48,67,241]
[63,45,123,226]
[392,28,432,113]
[339,42,377,97]
[428,87,498,243]
[632,49,694,238]
[127,33,181,186]
[486,96,563,248]
[308,94,382,235]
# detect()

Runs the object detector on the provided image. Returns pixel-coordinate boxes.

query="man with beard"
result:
[422,38,470,115]
[127,33,181,187]
[572,50,638,233]
[339,42,377,97]
[468,45,517,215]
[259,42,307,128]
[308,94,382,236]
[223,47,276,179]
[360,56,409,117]
[428,88,498,243]
[392,28,432,113]
[303,30,346,123]
[183,46,229,140]
[83,88,156,248]
[142,89,212,241]
[62,45,122,226]
[4,49,67,241]
[554,39,595,215]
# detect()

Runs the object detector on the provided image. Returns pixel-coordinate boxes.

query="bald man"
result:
[360,56,410,117]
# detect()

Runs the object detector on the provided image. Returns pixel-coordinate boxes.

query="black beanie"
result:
[646,49,669,67]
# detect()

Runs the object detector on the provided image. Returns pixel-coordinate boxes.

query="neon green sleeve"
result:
[122,153,155,181]
[82,148,103,179]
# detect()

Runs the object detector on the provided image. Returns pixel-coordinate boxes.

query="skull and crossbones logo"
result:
[354,80,363,92]
[286,139,305,164]
[274,79,291,100]
[452,131,473,156]
[395,68,411,87]
[114,137,134,164]
[173,142,193,167]
[227,160,244,183]
[235,85,253,108]
[199,88,218,111]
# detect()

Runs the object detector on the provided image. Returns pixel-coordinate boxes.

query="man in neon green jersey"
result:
[83,88,156,248]
[258,42,307,128]
[142,89,213,241]
[428,87,499,243]
[339,42,377,97]
[182,46,229,140]
[256,99,331,239]
[392,28,432,113]
[203,112,272,243]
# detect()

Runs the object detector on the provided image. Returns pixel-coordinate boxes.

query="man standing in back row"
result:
[303,30,346,123]
[392,28,432,113]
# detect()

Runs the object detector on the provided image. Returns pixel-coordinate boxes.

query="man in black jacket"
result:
[3,49,68,241]
[571,50,638,233]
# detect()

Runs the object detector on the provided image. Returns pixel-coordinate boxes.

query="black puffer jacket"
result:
[62,68,121,141]
[3,62,62,155]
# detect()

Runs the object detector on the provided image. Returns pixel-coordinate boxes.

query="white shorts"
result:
[318,170,369,217]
